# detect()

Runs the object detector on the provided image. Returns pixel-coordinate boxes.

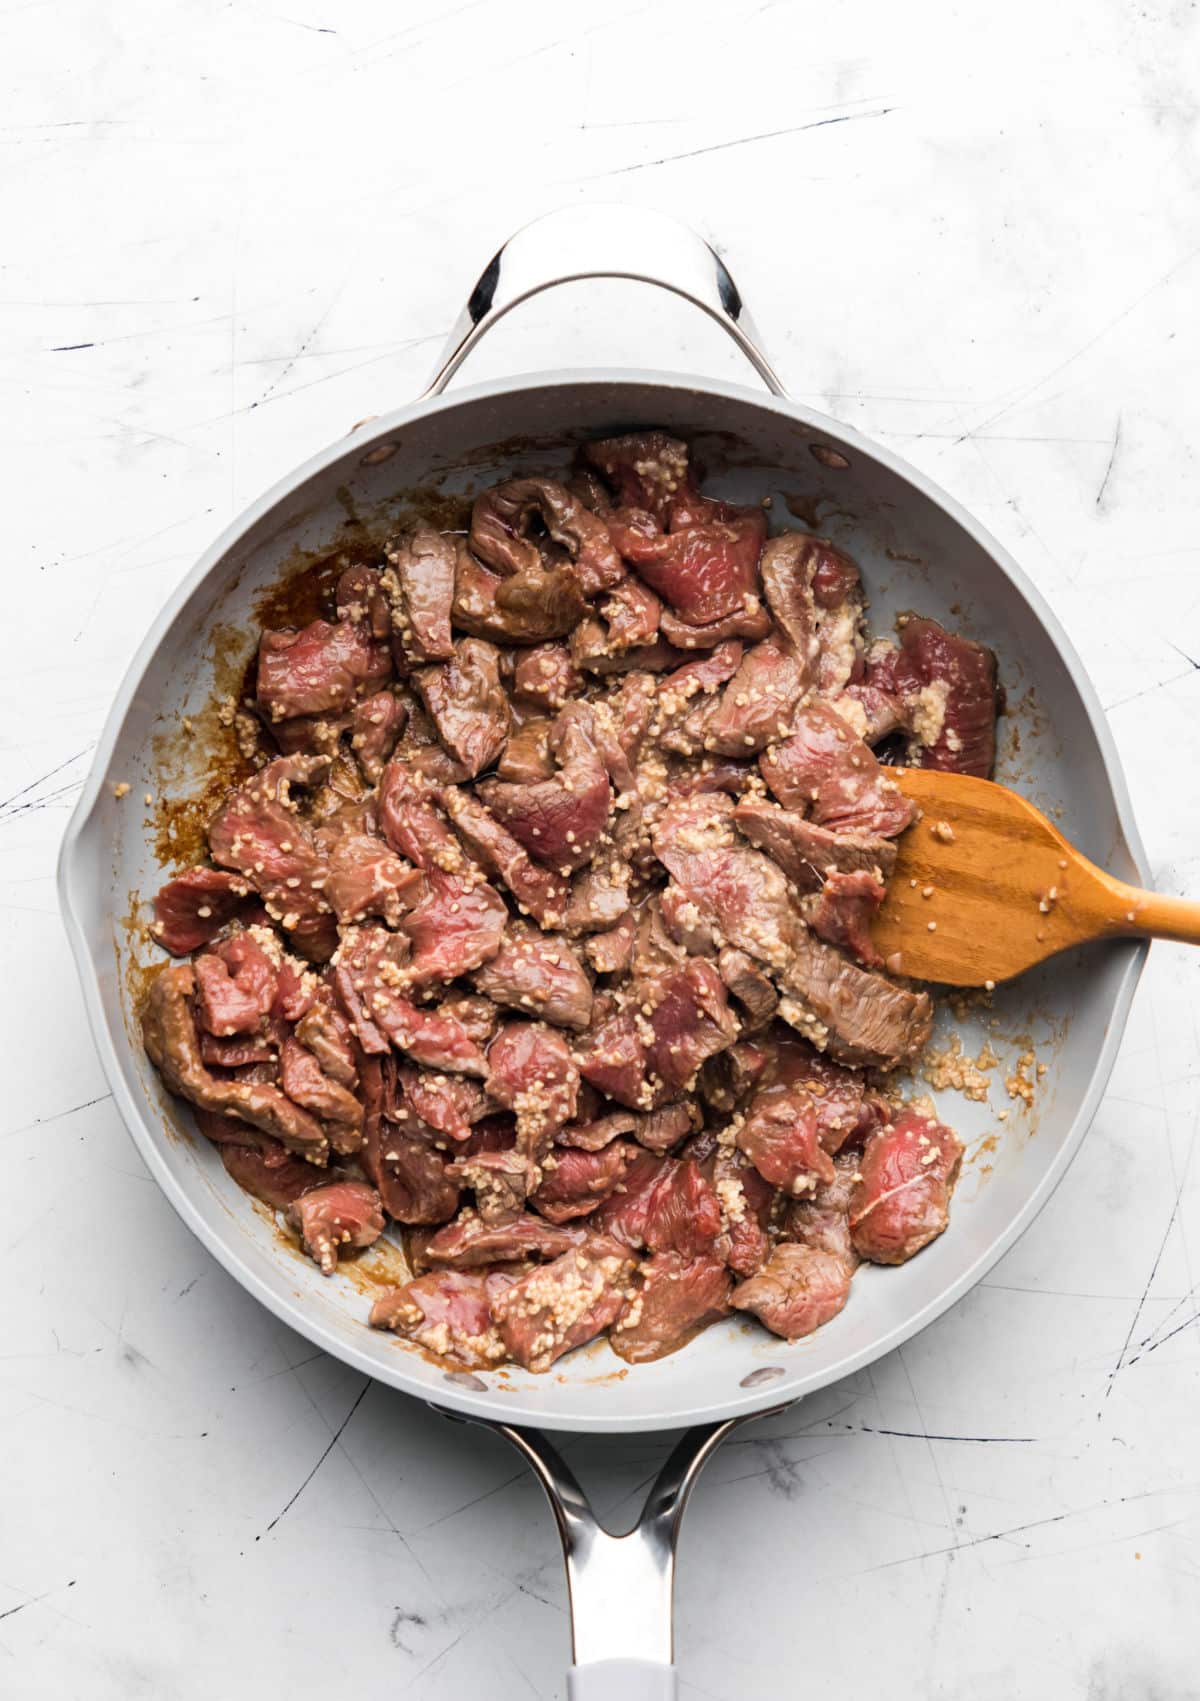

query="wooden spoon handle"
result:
[1104,880,1200,946]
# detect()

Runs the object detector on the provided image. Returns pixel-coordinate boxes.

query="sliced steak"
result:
[804,869,886,967]
[732,798,897,894]
[382,528,456,664]
[413,638,510,778]
[611,1251,733,1363]
[472,924,594,1031]
[732,1242,853,1340]
[530,1141,633,1223]
[735,1084,836,1196]
[424,1210,584,1267]
[759,702,914,837]
[849,1108,963,1264]
[370,1269,510,1366]
[287,1180,384,1275]
[152,866,254,956]
[491,1237,636,1372]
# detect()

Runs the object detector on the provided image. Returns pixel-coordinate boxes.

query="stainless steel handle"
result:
[438,1406,788,1696]
[421,204,787,399]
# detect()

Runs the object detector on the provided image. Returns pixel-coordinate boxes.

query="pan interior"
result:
[61,373,1146,1431]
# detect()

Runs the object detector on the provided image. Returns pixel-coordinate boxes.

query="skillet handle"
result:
[439,1409,787,1697]
[420,204,787,399]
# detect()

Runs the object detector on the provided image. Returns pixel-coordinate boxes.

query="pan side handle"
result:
[420,204,786,399]
[439,1407,787,1698]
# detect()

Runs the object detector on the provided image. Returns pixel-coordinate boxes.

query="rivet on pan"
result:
[810,444,850,470]
[740,1366,786,1388]
[444,1370,488,1392]
[361,441,399,466]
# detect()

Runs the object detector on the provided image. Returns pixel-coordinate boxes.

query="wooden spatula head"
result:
[870,769,1163,987]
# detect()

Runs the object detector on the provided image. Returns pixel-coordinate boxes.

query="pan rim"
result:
[58,367,1150,1432]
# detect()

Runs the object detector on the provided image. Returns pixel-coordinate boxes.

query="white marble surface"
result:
[5,1,1200,1695]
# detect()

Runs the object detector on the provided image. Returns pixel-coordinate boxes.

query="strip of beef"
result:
[470,477,624,594]
[295,999,357,1086]
[849,1108,963,1264]
[142,965,328,1162]
[607,497,767,632]
[366,1111,461,1225]
[370,1269,510,1366]
[565,861,631,937]
[478,708,611,874]
[687,636,811,757]
[759,701,915,837]
[447,1149,530,1226]
[486,1021,579,1172]
[256,586,391,722]
[333,923,487,1074]
[401,869,507,988]
[323,831,422,927]
[152,867,254,955]
[272,956,318,1022]
[219,1138,326,1210]
[439,785,569,928]
[199,1031,276,1067]
[349,691,407,784]
[634,1103,697,1153]
[777,930,932,1070]
[287,1180,384,1275]
[513,644,581,712]
[709,1147,776,1277]
[611,1251,733,1363]
[584,910,636,976]
[583,432,692,522]
[413,638,510,779]
[278,1036,363,1153]
[717,947,778,1034]
[530,1141,633,1223]
[497,717,555,783]
[732,1242,853,1340]
[735,1083,836,1196]
[424,1210,584,1267]
[643,959,739,1093]
[193,932,277,1036]
[453,538,588,644]
[390,1063,491,1144]
[377,761,468,872]
[208,755,336,961]
[472,924,594,1031]
[895,617,999,777]
[804,869,886,967]
[749,1031,888,1154]
[732,798,897,894]
[491,1237,636,1372]
[558,1110,639,1151]
[651,642,743,753]
[382,529,456,664]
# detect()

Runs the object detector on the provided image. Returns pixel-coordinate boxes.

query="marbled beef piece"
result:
[564,859,631,938]
[424,1210,585,1267]
[759,702,915,838]
[401,869,507,988]
[894,617,999,777]
[708,1146,777,1278]
[478,706,611,875]
[607,497,767,633]
[530,1140,634,1223]
[382,529,456,664]
[295,998,357,1087]
[777,931,933,1071]
[279,1036,363,1154]
[219,1138,326,1210]
[208,755,337,961]
[849,1108,963,1264]
[641,1159,724,1258]
[447,1148,530,1226]
[470,476,624,594]
[558,1110,639,1151]
[152,866,254,956]
[378,761,470,872]
[651,642,744,754]
[453,539,589,645]
[732,1241,853,1340]
[658,601,772,651]
[583,431,692,522]
[497,717,556,783]
[413,638,510,779]
[570,575,664,670]
[633,1102,698,1154]
[370,1269,511,1366]
[193,932,277,1037]
[349,690,407,783]
[332,923,487,1074]
[288,1180,384,1275]
[611,1251,733,1363]
[323,831,422,927]
[439,786,570,928]
[365,1102,461,1224]
[643,959,739,1093]
[589,1150,666,1248]
[717,947,778,1034]
[804,869,886,967]
[732,798,897,894]
[486,1021,580,1169]
[513,644,581,713]
[735,1083,836,1196]
[686,635,810,757]
[491,1238,636,1372]
[583,910,637,977]
[472,924,594,1031]
[256,569,391,723]
[142,965,328,1162]
[390,1064,492,1144]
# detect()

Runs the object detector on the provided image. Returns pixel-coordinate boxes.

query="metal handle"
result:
[437,1406,788,1694]
[421,204,787,399]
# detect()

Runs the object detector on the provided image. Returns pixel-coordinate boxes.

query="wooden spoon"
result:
[870,768,1200,986]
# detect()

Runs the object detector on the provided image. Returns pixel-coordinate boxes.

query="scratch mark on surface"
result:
[2,1093,112,1144]
[846,1425,1037,1443]
[49,341,95,352]
[419,1469,529,1530]
[264,1379,370,1533]
[0,1581,76,1624]
[1103,1127,1196,1403]
[589,106,896,177]
[1095,414,1122,508]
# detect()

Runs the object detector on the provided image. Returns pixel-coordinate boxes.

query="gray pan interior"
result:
[58,372,1149,1433]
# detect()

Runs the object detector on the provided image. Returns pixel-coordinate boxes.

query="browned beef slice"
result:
[894,617,999,777]
[776,931,933,1071]
[142,965,328,1162]
[208,755,336,961]
[565,861,631,937]
[391,1064,490,1143]
[497,717,556,783]
[400,869,507,988]
[530,1141,633,1223]
[735,1084,836,1196]
[256,584,391,721]
[279,1036,363,1153]
[447,1148,530,1226]
[611,1251,733,1363]
[490,1237,636,1371]
[732,798,897,894]
[369,1269,510,1366]
[732,1242,853,1340]
[513,644,582,712]
[643,959,739,1093]
[849,1108,963,1264]
[583,432,692,522]
[438,786,570,928]
[805,869,885,966]
[584,911,636,976]
[486,1021,579,1165]
[219,1138,325,1210]
[295,999,357,1086]
[453,539,589,645]
[686,636,810,756]
[333,923,487,1074]
[193,932,277,1036]
[413,638,510,778]
[477,708,611,874]
[472,924,594,1031]
[424,1210,584,1267]
[324,831,422,926]
[152,866,254,955]
[470,476,623,594]
[288,1180,384,1274]
[607,497,767,630]
[558,1111,639,1151]
[716,947,777,1033]
[349,691,407,783]
[383,529,456,664]
[759,702,914,837]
